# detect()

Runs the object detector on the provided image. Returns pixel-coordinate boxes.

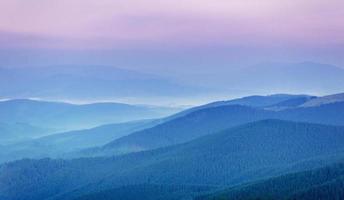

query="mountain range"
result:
[0,99,180,135]
[0,119,161,163]
[1,120,344,200]
[2,93,344,163]
[1,92,344,199]
[2,62,344,104]
[83,94,344,157]
[214,62,344,95]
[0,65,203,102]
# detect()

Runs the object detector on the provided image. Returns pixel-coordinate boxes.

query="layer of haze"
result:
[0,0,344,105]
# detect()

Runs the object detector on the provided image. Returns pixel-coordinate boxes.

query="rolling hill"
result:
[0,122,52,145]
[168,94,314,120]
[84,100,344,157]
[301,92,344,107]
[203,94,313,108]
[0,99,180,132]
[0,119,161,163]
[82,105,273,157]
[264,95,316,111]
[1,120,344,200]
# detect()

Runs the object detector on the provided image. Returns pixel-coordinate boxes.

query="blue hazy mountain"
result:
[90,105,272,156]
[35,120,160,151]
[2,62,344,104]
[85,99,344,157]
[0,93,318,162]
[1,120,344,200]
[301,92,344,107]
[169,94,315,120]
[0,122,52,145]
[216,62,344,95]
[0,65,203,102]
[0,120,161,163]
[264,95,316,111]
[197,162,344,200]
[0,99,181,132]
[203,94,313,108]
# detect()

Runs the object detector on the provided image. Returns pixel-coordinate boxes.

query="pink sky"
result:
[0,0,343,49]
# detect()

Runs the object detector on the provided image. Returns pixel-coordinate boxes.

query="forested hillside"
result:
[197,161,344,200]
[86,101,344,157]
[1,120,344,200]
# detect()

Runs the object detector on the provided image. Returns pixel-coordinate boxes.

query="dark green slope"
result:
[72,184,213,200]
[197,162,344,200]
[2,120,344,200]
[290,178,344,200]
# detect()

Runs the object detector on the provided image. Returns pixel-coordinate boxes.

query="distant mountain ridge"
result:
[2,62,344,104]
[0,119,161,163]
[168,94,314,120]
[219,62,344,95]
[0,122,52,145]
[0,99,181,132]
[205,94,312,108]
[0,65,204,102]
[301,93,344,107]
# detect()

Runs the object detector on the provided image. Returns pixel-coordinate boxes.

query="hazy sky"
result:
[1,0,343,46]
[0,0,343,71]
[0,1,344,104]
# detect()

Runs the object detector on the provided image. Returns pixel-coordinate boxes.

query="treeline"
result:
[197,162,344,200]
[73,184,213,200]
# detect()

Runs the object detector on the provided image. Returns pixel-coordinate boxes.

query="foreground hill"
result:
[197,161,344,200]
[1,120,344,200]
[73,184,213,200]
[86,101,344,157]
[0,99,180,132]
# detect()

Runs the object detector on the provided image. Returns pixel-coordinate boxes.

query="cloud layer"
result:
[0,0,343,49]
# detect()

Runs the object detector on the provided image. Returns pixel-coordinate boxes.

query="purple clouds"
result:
[0,0,343,49]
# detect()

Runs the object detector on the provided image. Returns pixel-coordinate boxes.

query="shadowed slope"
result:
[2,120,344,200]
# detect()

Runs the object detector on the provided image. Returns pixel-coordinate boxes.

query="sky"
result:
[0,0,343,45]
[0,0,343,68]
[0,0,344,104]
